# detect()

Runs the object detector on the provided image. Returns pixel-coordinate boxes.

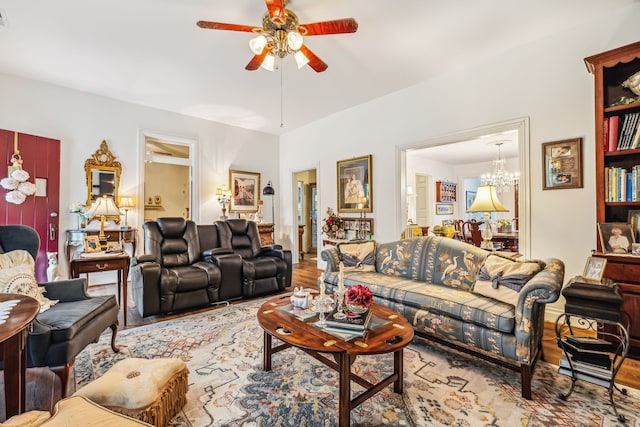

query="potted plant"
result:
[495,219,513,233]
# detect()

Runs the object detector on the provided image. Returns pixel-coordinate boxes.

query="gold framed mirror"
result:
[85,140,121,221]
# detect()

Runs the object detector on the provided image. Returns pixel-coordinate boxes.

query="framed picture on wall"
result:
[229,170,260,213]
[542,137,583,190]
[465,191,476,210]
[337,155,373,213]
[435,203,454,215]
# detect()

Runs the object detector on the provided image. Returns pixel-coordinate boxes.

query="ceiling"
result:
[0,0,635,136]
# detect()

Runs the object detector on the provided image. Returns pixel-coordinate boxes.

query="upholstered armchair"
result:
[130,217,242,317]
[0,224,120,397]
[215,219,292,297]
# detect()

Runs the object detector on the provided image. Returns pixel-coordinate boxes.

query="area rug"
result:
[74,299,640,426]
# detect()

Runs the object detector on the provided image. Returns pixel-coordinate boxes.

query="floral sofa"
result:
[321,236,565,399]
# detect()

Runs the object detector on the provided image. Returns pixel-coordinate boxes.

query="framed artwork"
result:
[542,137,583,190]
[229,170,260,213]
[342,218,374,235]
[465,191,476,210]
[628,209,640,242]
[84,236,102,253]
[598,222,635,254]
[582,256,606,282]
[337,155,373,213]
[435,203,454,215]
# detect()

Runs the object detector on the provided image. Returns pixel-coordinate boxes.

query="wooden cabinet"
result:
[586,41,640,358]
[257,223,274,246]
[435,181,456,202]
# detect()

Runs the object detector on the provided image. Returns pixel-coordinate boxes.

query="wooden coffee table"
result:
[257,295,414,427]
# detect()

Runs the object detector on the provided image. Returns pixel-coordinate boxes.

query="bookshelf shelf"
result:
[555,312,630,422]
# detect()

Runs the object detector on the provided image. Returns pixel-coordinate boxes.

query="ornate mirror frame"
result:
[85,140,121,221]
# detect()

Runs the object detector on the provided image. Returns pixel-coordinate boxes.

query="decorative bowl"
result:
[346,302,369,315]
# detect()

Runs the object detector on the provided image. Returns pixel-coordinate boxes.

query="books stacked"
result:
[604,112,640,152]
[604,165,640,202]
[322,308,373,337]
[558,336,615,388]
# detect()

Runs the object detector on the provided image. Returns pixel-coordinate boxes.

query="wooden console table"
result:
[0,294,39,418]
[70,253,130,326]
[65,228,137,274]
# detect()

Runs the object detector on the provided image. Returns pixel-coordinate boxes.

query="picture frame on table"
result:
[83,236,102,253]
[435,203,454,215]
[229,170,260,213]
[582,256,606,282]
[337,155,373,213]
[597,222,635,254]
[542,137,583,190]
[628,209,640,242]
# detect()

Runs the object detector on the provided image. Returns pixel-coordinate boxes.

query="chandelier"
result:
[248,9,309,71]
[481,142,519,194]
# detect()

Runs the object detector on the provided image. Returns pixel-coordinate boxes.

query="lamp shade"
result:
[263,181,275,196]
[119,196,135,209]
[86,195,121,217]
[466,185,508,213]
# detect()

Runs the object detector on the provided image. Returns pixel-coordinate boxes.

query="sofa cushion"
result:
[471,255,544,307]
[337,240,376,272]
[325,270,516,334]
[0,250,57,313]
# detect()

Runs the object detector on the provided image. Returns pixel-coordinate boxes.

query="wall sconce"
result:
[216,185,232,219]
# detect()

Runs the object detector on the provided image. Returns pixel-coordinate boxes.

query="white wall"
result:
[0,72,280,276]
[279,4,640,318]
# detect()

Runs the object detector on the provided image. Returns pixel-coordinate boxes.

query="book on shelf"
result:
[324,308,373,331]
[565,335,616,352]
[608,115,620,152]
[557,367,611,388]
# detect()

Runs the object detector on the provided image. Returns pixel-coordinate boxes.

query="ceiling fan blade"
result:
[299,45,328,72]
[197,21,258,33]
[264,0,285,23]
[245,46,272,71]
[298,18,358,36]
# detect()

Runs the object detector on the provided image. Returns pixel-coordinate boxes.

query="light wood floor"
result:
[2,258,639,420]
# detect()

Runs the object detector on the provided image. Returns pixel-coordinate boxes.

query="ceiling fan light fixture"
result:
[294,50,309,69]
[287,31,303,50]
[249,35,267,55]
[261,53,276,71]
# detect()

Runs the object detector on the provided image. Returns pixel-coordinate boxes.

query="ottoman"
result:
[74,358,188,427]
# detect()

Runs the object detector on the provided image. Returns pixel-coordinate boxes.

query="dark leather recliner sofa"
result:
[131,218,292,317]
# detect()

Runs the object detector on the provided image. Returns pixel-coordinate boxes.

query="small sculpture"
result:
[622,71,640,97]
[290,287,309,310]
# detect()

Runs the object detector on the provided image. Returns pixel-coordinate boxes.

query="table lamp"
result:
[466,184,508,250]
[119,196,135,229]
[85,195,121,249]
[216,185,232,219]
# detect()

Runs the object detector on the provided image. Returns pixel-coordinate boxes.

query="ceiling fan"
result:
[197,0,358,72]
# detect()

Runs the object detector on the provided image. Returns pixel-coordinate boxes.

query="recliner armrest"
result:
[131,254,156,267]
[203,248,235,261]
[260,247,286,259]
[41,278,90,302]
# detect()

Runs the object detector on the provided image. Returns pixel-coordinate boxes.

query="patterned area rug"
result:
[75,299,640,426]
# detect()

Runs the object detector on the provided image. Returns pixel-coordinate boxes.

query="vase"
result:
[326,231,337,239]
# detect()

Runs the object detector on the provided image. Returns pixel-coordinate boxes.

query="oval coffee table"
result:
[257,295,414,427]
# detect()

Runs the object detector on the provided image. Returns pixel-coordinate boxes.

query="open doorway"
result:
[139,131,198,223]
[294,169,317,261]
[402,118,530,256]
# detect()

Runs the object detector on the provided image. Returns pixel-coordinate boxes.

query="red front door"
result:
[0,129,61,282]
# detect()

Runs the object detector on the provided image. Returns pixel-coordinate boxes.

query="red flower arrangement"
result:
[346,284,373,308]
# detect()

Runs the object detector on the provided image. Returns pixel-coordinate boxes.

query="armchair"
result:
[0,225,119,397]
[215,219,292,298]
[130,218,242,317]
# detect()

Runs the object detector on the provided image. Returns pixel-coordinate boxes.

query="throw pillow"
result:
[337,240,376,272]
[471,254,544,306]
[0,250,58,313]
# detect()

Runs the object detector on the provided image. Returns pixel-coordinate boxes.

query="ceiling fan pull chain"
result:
[280,62,284,128]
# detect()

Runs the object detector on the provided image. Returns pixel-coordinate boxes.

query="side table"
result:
[0,294,40,418]
[70,253,130,326]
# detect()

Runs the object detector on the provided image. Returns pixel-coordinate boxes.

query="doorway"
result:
[293,169,317,261]
[139,131,197,223]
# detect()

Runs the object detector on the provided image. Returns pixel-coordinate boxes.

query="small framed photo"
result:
[106,242,121,252]
[582,256,606,282]
[84,236,102,253]
[628,209,640,242]
[598,222,635,254]
[229,170,260,213]
[542,137,583,190]
[435,203,454,215]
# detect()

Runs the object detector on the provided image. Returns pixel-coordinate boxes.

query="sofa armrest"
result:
[202,248,234,261]
[41,278,90,302]
[130,260,162,317]
[26,319,52,367]
[320,246,340,272]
